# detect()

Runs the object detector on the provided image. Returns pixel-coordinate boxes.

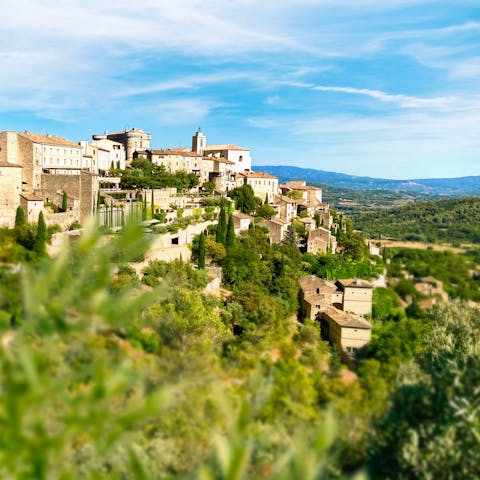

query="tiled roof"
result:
[20,193,43,201]
[273,194,296,204]
[212,157,235,165]
[238,171,278,179]
[0,161,22,168]
[337,278,373,289]
[18,132,80,148]
[280,183,320,191]
[233,212,254,219]
[204,144,249,151]
[150,149,202,157]
[299,275,337,292]
[323,306,372,329]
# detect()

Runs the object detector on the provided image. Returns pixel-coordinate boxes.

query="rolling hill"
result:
[254,165,480,196]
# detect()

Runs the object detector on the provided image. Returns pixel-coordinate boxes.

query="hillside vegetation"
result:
[2,217,480,478]
[351,197,480,244]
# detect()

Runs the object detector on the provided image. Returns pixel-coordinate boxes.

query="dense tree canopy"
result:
[120,158,199,190]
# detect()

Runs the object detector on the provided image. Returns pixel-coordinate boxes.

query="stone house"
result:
[203,143,252,173]
[19,194,44,223]
[307,227,337,255]
[336,278,374,316]
[233,212,254,234]
[236,171,279,203]
[318,306,372,364]
[279,180,323,204]
[0,130,83,192]
[146,149,202,177]
[272,194,298,222]
[0,162,23,227]
[258,218,289,244]
[299,276,343,320]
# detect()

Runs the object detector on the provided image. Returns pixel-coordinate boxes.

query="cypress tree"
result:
[61,191,68,212]
[198,232,206,269]
[216,204,227,245]
[226,213,235,248]
[15,206,26,227]
[151,189,154,219]
[142,194,147,221]
[34,211,47,256]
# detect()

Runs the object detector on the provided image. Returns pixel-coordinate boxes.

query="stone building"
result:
[272,194,297,222]
[146,149,202,177]
[236,171,279,203]
[93,128,151,164]
[299,274,373,363]
[0,130,83,192]
[201,156,236,192]
[19,194,44,223]
[0,162,23,227]
[86,138,126,172]
[336,279,374,316]
[280,180,322,204]
[203,143,251,173]
[306,227,337,255]
[318,307,372,364]
[232,212,254,234]
[299,276,343,320]
[258,217,289,244]
[38,170,99,222]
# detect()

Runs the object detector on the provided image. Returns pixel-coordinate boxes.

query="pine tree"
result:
[34,211,47,256]
[198,232,206,269]
[226,213,235,248]
[15,206,26,227]
[62,191,68,212]
[216,204,227,245]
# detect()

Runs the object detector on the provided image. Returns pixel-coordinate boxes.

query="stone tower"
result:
[192,128,206,155]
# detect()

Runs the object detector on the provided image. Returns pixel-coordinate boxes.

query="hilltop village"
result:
[0,126,374,363]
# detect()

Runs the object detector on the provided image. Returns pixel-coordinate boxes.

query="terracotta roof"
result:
[149,149,202,157]
[273,194,296,204]
[323,306,371,329]
[238,171,278,179]
[299,275,337,292]
[0,161,22,168]
[337,278,373,289]
[285,180,306,187]
[212,157,235,165]
[18,132,80,148]
[204,144,249,151]
[280,183,320,191]
[20,193,43,201]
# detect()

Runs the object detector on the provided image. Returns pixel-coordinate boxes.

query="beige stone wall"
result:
[245,177,278,203]
[38,171,99,222]
[20,198,44,223]
[342,287,373,316]
[307,227,331,254]
[44,211,80,230]
[340,326,371,352]
[0,165,22,227]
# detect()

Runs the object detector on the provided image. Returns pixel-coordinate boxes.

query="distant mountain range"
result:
[253,165,480,196]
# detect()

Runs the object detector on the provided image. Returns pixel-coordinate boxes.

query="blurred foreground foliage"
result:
[0,221,368,479]
[1,220,480,478]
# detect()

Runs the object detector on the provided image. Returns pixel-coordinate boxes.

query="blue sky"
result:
[1,0,479,179]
